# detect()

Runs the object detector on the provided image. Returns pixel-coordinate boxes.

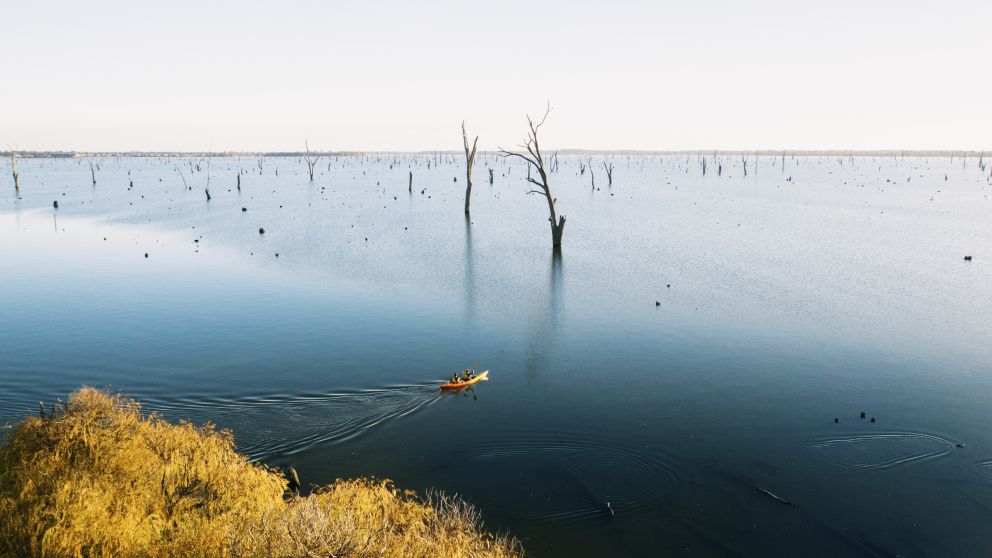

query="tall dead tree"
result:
[8,148,18,191]
[462,121,479,215]
[303,140,321,181]
[603,160,614,186]
[499,107,566,248]
[741,154,748,177]
[588,159,596,189]
[88,160,96,185]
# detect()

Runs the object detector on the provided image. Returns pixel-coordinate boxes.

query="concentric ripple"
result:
[143,384,440,462]
[460,435,683,527]
[806,432,955,472]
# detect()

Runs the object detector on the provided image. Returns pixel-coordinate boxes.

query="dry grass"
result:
[0,387,523,558]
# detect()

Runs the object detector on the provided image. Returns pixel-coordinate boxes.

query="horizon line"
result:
[3,148,989,158]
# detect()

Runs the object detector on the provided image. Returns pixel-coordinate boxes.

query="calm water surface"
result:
[1,154,991,556]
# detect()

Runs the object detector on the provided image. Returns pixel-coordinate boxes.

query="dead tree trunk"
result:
[9,149,18,191]
[204,157,212,201]
[603,160,613,186]
[741,154,748,177]
[409,170,413,193]
[588,159,596,189]
[499,106,566,249]
[176,166,189,190]
[462,121,479,215]
[303,140,321,181]
[88,160,96,185]
[488,168,494,184]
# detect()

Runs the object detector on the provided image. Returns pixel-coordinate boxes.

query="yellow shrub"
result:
[0,388,522,558]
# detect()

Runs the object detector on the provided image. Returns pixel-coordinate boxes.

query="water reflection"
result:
[463,214,475,324]
[524,250,563,381]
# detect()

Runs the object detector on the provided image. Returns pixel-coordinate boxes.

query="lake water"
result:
[1,154,991,556]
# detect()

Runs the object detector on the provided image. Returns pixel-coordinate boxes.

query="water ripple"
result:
[460,434,683,528]
[142,383,441,462]
[805,432,955,472]
[970,459,992,483]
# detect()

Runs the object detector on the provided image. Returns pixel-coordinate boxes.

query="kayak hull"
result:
[440,370,489,390]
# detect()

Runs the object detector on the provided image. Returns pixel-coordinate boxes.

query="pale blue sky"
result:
[2,1,989,151]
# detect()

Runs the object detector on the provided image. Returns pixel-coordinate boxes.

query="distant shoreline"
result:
[2,149,988,159]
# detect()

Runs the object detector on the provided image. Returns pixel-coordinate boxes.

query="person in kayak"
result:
[462,368,475,381]
[449,373,462,385]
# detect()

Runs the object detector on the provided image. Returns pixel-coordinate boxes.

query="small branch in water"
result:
[757,487,792,506]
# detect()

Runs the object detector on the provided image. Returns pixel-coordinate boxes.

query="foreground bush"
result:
[0,388,522,557]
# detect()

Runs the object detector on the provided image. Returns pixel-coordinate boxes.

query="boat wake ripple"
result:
[143,384,441,462]
[805,432,955,472]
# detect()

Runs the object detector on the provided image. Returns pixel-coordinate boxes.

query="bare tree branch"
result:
[499,106,566,248]
[8,146,19,191]
[303,140,322,181]
[462,121,479,215]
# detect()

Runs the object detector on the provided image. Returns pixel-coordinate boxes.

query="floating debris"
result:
[757,487,792,506]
